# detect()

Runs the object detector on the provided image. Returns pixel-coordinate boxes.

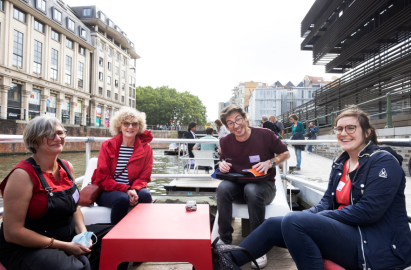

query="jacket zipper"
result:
[351,181,367,270]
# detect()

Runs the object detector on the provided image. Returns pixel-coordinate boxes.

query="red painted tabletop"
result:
[103,204,210,240]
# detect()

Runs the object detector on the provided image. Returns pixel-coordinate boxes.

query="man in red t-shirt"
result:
[217,106,290,251]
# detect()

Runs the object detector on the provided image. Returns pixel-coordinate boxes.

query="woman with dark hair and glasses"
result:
[226,107,411,269]
[0,115,127,270]
[92,106,153,225]
[183,121,198,158]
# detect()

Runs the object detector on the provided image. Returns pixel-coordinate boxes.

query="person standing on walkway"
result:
[306,122,318,154]
[261,115,280,137]
[92,107,153,225]
[289,114,305,171]
[269,115,284,138]
[228,107,411,270]
[217,105,290,268]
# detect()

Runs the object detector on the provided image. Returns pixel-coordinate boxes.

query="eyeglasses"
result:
[45,131,67,140]
[122,122,139,128]
[226,117,244,128]
[333,125,357,134]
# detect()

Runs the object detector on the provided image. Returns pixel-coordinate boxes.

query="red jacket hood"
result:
[138,130,154,145]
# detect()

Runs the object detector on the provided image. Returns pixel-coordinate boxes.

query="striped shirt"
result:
[114,145,134,185]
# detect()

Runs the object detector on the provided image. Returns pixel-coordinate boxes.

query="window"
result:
[122,70,125,78]
[51,29,60,42]
[121,95,124,103]
[108,48,112,56]
[67,18,75,32]
[302,91,304,99]
[99,42,104,51]
[50,49,58,80]
[36,0,46,12]
[107,35,113,42]
[99,11,106,21]
[107,19,114,28]
[308,91,312,98]
[78,46,85,56]
[98,29,105,36]
[129,76,132,85]
[53,8,62,23]
[115,93,118,100]
[115,26,121,32]
[13,30,23,68]
[99,72,103,81]
[65,56,72,85]
[107,76,111,85]
[116,53,119,61]
[115,80,118,87]
[99,57,103,66]
[108,62,111,70]
[0,0,3,12]
[78,62,84,88]
[66,38,73,49]
[122,58,126,66]
[121,83,125,90]
[121,31,127,38]
[107,90,111,98]
[115,66,118,74]
[33,40,42,74]
[13,7,26,23]
[83,8,92,17]
[130,42,134,48]
[98,87,103,95]
[34,20,44,33]
[79,27,87,39]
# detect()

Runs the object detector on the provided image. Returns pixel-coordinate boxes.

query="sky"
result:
[67,0,337,121]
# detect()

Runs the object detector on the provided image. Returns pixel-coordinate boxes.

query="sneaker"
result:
[251,254,267,269]
[294,167,301,171]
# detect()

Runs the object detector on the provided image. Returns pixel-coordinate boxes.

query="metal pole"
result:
[385,92,393,129]
[289,179,293,212]
[178,143,181,174]
[85,137,94,169]
[316,117,320,136]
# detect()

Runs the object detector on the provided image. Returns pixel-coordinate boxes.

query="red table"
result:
[99,204,212,270]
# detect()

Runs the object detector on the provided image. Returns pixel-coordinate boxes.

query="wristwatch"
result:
[269,158,277,168]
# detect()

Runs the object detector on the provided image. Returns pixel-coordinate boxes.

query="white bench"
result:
[211,170,290,242]
[79,158,112,225]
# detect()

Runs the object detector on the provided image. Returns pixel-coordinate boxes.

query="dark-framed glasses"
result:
[45,131,67,140]
[226,117,244,128]
[122,121,139,128]
[333,125,357,134]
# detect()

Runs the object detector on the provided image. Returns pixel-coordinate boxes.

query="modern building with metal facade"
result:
[0,0,139,127]
[279,0,411,129]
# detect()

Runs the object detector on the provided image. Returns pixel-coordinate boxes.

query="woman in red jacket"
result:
[92,107,153,224]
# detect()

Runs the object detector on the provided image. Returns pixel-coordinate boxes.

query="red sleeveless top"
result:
[0,160,73,220]
[336,160,359,209]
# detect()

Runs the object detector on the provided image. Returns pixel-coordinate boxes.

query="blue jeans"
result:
[294,148,302,168]
[96,189,152,224]
[216,180,276,244]
[307,137,315,153]
[231,212,360,269]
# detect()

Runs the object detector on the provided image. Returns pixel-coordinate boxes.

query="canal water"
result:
[0,149,178,196]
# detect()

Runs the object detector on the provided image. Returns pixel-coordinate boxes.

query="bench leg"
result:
[241,218,251,237]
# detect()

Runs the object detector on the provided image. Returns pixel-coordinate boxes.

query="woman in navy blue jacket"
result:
[229,107,411,270]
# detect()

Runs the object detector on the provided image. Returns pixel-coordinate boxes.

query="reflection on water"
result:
[0,150,178,196]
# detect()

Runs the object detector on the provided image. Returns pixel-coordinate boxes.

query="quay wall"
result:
[312,126,411,176]
[0,120,178,155]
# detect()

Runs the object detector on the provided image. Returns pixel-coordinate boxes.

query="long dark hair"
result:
[214,119,223,133]
[188,122,197,131]
[334,106,378,145]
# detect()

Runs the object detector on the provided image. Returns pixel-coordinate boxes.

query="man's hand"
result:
[219,160,232,173]
[126,189,139,206]
[252,161,271,174]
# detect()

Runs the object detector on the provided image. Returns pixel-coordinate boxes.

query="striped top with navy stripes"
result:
[114,145,134,185]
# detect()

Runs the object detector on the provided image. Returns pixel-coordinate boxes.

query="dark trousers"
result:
[96,188,152,224]
[216,180,276,244]
[231,212,360,269]
[0,224,128,270]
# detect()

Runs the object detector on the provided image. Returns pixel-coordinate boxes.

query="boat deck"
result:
[128,217,297,270]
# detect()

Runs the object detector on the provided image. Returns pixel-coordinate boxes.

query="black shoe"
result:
[205,169,210,174]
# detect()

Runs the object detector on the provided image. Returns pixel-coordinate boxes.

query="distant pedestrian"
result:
[214,119,230,139]
[305,122,318,154]
[289,114,305,171]
[261,115,281,137]
[269,115,284,138]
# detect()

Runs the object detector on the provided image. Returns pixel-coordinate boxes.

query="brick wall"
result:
[312,126,411,176]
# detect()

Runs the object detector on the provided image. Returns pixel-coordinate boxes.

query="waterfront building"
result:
[0,0,139,127]
[231,81,265,109]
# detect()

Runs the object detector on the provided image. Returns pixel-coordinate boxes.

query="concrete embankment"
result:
[0,119,177,155]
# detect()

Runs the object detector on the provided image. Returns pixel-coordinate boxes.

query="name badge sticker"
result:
[336,181,345,192]
[72,189,80,203]
[249,155,261,163]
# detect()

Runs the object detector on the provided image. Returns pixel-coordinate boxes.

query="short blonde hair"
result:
[23,115,66,154]
[109,106,147,136]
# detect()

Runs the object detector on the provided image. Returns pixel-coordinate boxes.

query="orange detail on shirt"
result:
[336,160,359,209]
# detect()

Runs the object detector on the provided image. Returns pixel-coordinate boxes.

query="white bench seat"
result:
[211,169,290,242]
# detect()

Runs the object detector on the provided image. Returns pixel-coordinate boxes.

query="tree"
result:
[135,86,207,125]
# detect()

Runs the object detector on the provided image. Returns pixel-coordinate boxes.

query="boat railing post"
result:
[85,137,94,169]
[178,143,181,174]
[283,159,288,199]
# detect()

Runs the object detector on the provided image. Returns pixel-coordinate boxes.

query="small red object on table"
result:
[99,204,212,270]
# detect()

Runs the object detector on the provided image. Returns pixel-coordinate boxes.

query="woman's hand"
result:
[252,161,271,174]
[219,160,232,173]
[62,242,91,257]
[126,189,139,206]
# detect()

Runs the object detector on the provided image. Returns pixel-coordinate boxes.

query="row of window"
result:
[98,87,125,102]
[98,72,126,89]
[99,58,127,77]
[100,42,127,64]
[13,6,88,40]
[13,30,84,87]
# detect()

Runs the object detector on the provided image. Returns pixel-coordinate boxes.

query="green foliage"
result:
[135,86,207,125]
